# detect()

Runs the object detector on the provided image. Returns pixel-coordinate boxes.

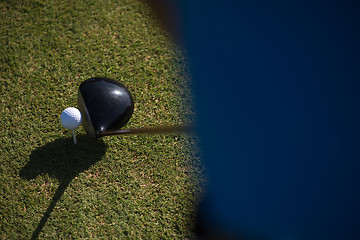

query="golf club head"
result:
[77,77,134,138]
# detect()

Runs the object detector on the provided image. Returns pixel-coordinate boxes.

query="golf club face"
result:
[77,77,134,138]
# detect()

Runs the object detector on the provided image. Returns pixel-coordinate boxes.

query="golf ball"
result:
[60,107,82,130]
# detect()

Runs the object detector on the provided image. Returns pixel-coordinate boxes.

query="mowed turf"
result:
[0,0,205,239]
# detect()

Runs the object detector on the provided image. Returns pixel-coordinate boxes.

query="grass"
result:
[0,0,205,239]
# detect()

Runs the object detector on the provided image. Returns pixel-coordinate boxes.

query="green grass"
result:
[0,0,205,239]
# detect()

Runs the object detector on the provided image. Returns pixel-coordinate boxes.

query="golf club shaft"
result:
[98,125,194,137]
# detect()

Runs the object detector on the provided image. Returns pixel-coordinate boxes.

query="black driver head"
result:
[77,77,134,138]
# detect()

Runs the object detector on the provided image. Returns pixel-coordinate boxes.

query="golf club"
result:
[77,77,193,138]
[98,124,194,137]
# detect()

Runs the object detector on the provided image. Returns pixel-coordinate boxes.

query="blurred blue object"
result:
[153,0,360,239]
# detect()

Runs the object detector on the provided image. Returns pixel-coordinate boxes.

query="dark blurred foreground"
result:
[147,0,360,239]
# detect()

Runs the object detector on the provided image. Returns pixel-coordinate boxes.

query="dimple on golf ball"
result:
[60,107,82,130]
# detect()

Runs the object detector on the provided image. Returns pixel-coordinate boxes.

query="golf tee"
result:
[72,130,77,144]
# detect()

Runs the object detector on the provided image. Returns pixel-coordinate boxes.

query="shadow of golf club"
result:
[19,135,107,240]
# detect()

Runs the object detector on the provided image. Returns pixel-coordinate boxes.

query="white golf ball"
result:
[60,107,82,130]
